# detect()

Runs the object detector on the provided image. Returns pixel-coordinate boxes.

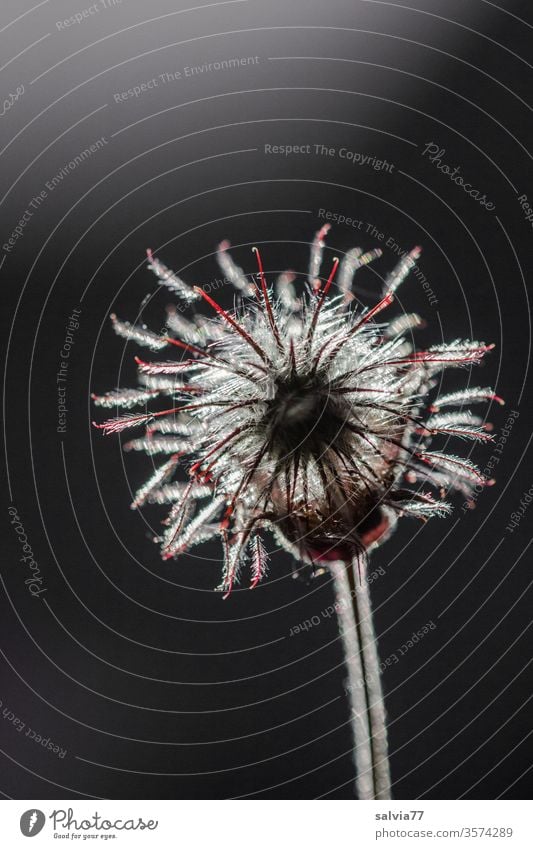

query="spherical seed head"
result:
[94,231,499,595]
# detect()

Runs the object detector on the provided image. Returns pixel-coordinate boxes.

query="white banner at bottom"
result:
[0,799,529,848]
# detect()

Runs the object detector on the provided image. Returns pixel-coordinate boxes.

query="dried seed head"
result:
[93,230,501,596]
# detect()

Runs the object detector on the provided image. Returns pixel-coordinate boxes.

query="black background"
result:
[1,0,532,800]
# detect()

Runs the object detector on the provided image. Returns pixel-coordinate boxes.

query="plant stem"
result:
[329,556,391,800]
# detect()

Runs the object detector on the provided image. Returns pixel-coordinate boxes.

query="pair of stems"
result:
[329,557,391,800]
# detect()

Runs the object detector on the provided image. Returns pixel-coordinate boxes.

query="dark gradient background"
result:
[1,0,532,800]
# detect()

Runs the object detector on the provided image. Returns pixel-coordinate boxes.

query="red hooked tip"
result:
[306,257,340,347]
[315,257,340,297]
[218,239,231,252]
[324,256,340,290]
[493,394,505,406]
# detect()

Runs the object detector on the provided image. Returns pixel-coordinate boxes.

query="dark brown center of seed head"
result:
[262,373,350,457]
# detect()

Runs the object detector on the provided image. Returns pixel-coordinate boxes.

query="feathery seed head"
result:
[93,230,501,596]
